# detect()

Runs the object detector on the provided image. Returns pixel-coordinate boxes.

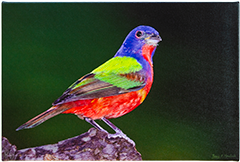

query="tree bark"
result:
[2,128,142,160]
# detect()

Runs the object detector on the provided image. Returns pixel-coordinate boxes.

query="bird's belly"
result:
[62,89,148,120]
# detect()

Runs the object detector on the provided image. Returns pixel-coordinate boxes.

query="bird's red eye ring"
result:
[135,31,144,38]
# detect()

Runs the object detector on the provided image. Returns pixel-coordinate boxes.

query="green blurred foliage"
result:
[2,3,238,160]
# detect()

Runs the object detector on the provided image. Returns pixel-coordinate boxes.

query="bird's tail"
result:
[16,105,70,131]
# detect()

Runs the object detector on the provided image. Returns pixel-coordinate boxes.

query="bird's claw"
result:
[107,130,135,146]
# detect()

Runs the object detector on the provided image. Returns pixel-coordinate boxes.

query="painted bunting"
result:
[16,25,162,146]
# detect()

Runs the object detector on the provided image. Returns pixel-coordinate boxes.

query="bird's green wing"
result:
[53,56,146,105]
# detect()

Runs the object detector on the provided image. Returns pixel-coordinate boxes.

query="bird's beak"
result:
[145,34,162,46]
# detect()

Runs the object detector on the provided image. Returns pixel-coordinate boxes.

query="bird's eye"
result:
[135,31,144,38]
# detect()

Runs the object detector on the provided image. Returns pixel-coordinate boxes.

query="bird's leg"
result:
[83,116,135,146]
[84,117,108,134]
[101,117,135,146]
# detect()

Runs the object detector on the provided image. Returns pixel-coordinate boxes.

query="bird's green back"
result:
[92,56,143,89]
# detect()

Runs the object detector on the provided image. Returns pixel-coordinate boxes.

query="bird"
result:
[16,25,162,146]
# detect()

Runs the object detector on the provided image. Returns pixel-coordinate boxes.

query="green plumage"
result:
[53,56,145,104]
[92,56,143,89]
[92,56,142,74]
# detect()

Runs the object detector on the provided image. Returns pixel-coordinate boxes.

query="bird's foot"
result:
[107,130,135,146]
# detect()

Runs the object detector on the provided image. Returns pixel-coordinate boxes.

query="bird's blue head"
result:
[115,25,162,62]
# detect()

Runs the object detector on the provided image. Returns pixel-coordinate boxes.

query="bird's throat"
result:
[142,44,156,66]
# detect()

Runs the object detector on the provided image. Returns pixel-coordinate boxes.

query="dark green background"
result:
[2,3,239,160]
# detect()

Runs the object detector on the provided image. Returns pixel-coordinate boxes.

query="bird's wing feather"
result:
[53,57,147,105]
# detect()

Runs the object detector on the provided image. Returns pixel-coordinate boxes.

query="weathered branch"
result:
[2,128,142,160]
